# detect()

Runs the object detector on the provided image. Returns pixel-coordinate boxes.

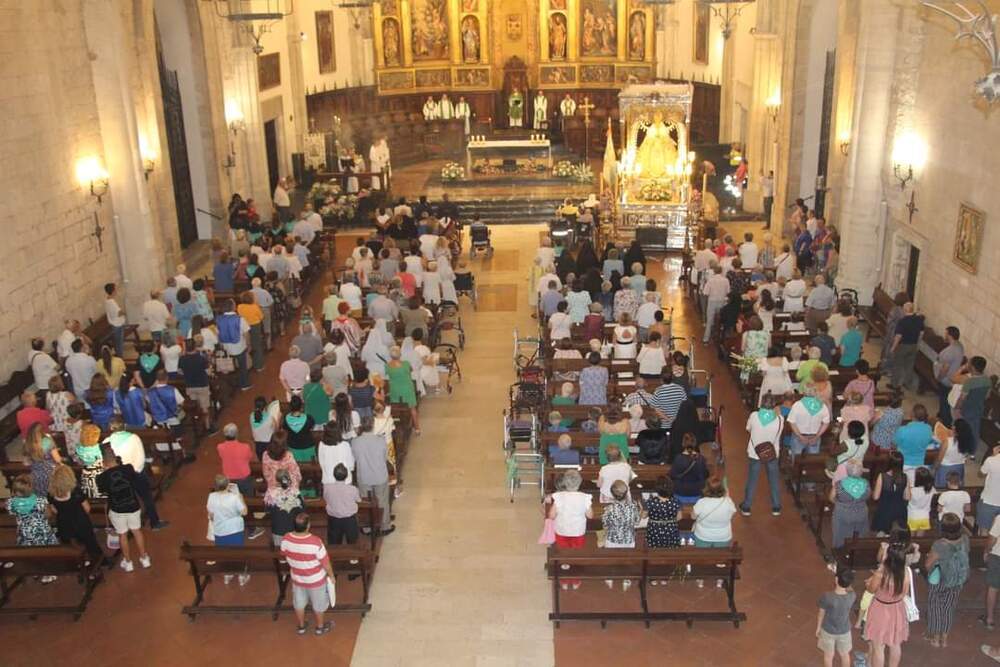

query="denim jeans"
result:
[742,457,782,512]
[112,325,125,357]
[787,433,820,457]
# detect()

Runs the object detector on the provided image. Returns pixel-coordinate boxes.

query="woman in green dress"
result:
[387,346,420,435]
[597,403,630,464]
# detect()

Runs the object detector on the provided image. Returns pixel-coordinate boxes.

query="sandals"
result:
[296,622,310,635]
[980,615,996,631]
[315,621,333,635]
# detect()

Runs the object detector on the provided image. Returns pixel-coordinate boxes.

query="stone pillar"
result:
[742,27,781,219]
[285,12,308,156]
[768,0,802,239]
[719,34,736,142]
[830,0,900,305]
[230,43,274,210]
[82,0,164,320]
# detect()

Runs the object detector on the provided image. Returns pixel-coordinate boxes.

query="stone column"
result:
[82,0,164,320]
[285,12,308,156]
[230,42,274,209]
[742,28,781,219]
[719,32,737,142]
[830,0,899,305]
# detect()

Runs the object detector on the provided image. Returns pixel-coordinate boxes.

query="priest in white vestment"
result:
[422,96,439,120]
[533,92,548,130]
[439,94,455,120]
[454,96,472,135]
[369,138,391,190]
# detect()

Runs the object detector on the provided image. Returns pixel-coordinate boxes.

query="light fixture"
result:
[209,0,293,54]
[838,130,851,156]
[920,1,1000,104]
[225,100,246,133]
[765,92,780,123]
[891,131,927,190]
[139,135,157,180]
[76,156,109,204]
[701,0,756,41]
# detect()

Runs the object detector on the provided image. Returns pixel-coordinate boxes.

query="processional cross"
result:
[579,96,596,160]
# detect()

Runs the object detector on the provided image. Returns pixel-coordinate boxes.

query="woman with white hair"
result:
[279,345,311,400]
[536,236,556,269]
[545,469,593,590]
[207,475,250,585]
[782,270,807,313]
[360,319,392,377]
[829,460,870,548]
[422,260,442,304]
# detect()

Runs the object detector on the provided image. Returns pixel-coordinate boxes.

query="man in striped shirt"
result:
[280,512,336,635]
[650,371,688,427]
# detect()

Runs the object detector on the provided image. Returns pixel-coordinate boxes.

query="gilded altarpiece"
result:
[373,0,493,93]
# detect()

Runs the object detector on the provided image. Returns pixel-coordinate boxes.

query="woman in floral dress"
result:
[646,477,682,548]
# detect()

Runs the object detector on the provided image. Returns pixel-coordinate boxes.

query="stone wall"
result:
[0,1,130,381]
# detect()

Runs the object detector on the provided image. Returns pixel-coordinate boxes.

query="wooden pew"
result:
[861,284,895,341]
[546,540,746,628]
[243,496,383,551]
[839,535,989,575]
[0,369,34,458]
[0,545,103,620]
[542,462,667,494]
[178,541,375,621]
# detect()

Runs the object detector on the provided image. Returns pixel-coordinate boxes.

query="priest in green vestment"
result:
[508,89,524,128]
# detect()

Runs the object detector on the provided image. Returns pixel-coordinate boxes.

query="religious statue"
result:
[633,111,678,179]
[533,92,548,130]
[454,95,472,135]
[439,94,455,119]
[368,137,391,190]
[581,2,617,57]
[383,19,401,66]
[423,96,440,120]
[549,13,567,60]
[461,16,480,63]
[508,88,524,127]
[628,12,645,60]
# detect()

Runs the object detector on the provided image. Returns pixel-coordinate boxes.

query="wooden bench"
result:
[839,535,988,575]
[83,314,140,355]
[0,545,103,620]
[243,496,383,551]
[178,541,374,621]
[861,285,895,341]
[542,463,668,494]
[914,326,947,395]
[546,540,746,628]
[0,369,34,459]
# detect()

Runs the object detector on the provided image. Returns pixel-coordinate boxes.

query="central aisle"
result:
[350,227,554,667]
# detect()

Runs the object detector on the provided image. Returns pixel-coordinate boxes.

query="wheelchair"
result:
[548,217,575,248]
[468,223,494,259]
[453,271,477,310]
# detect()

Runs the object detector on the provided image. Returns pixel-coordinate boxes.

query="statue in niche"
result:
[461,16,480,63]
[383,19,401,66]
[549,13,567,60]
[581,1,617,57]
[628,12,645,60]
[634,111,679,179]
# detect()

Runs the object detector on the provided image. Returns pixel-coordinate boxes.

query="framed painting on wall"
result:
[953,202,986,274]
[693,2,709,65]
[412,0,450,61]
[258,53,281,91]
[580,0,617,57]
[315,11,336,74]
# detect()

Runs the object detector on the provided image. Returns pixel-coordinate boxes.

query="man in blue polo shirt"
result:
[893,404,934,483]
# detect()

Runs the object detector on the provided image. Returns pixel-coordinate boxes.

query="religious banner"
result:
[412,0,450,61]
[257,53,281,91]
[315,11,336,74]
[580,0,617,57]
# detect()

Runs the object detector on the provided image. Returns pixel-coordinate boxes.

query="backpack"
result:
[936,538,970,589]
[217,313,242,344]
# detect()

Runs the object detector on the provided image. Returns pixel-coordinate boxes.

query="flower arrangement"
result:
[441,162,465,180]
[320,194,358,220]
[639,180,673,202]
[553,160,576,178]
[735,354,760,382]
[308,179,342,202]
[571,163,594,183]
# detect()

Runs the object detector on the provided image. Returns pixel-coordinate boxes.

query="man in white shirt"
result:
[635,293,659,339]
[597,445,635,502]
[292,211,317,245]
[57,320,84,360]
[28,339,58,396]
[422,96,439,121]
[279,345,311,399]
[804,274,837,333]
[548,302,573,341]
[761,170,775,229]
[368,286,399,322]
[694,240,716,278]
[267,246,291,280]
[773,243,794,281]
[339,277,364,315]
[104,282,127,357]
[273,177,292,222]
[142,291,170,344]
[738,233,759,269]
[701,266,730,344]
[65,339,97,395]
[393,197,413,219]
[805,209,818,237]
[787,392,830,458]
[105,418,169,530]
[173,265,193,290]
[303,203,323,233]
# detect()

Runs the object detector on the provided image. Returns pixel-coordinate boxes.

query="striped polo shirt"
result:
[280,532,330,588]
[650,383,687,426]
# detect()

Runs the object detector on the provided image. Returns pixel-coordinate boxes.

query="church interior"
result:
[1,0,999,664]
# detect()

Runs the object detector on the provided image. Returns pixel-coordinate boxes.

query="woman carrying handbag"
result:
[864,542,912,667]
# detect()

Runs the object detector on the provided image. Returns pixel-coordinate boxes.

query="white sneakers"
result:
[120,556,151,572]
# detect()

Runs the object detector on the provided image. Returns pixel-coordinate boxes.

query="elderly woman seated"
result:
[551,382,577,407]
[546,469,593,591]
[549,434,581,465]
[598,445,636,503]
[601,479,643,591]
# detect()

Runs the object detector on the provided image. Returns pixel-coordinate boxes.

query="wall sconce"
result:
[225,100,246,134]
[838,130,851,156]
[139,135,157,181]
[891,131,927,190]
[765,93,780,123]
[76,156,109,204]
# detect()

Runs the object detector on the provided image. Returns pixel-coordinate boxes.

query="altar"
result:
[465,136,553,177]
[606,83,697,251]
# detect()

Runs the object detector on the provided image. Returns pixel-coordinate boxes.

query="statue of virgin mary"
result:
[633,111,678,179]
